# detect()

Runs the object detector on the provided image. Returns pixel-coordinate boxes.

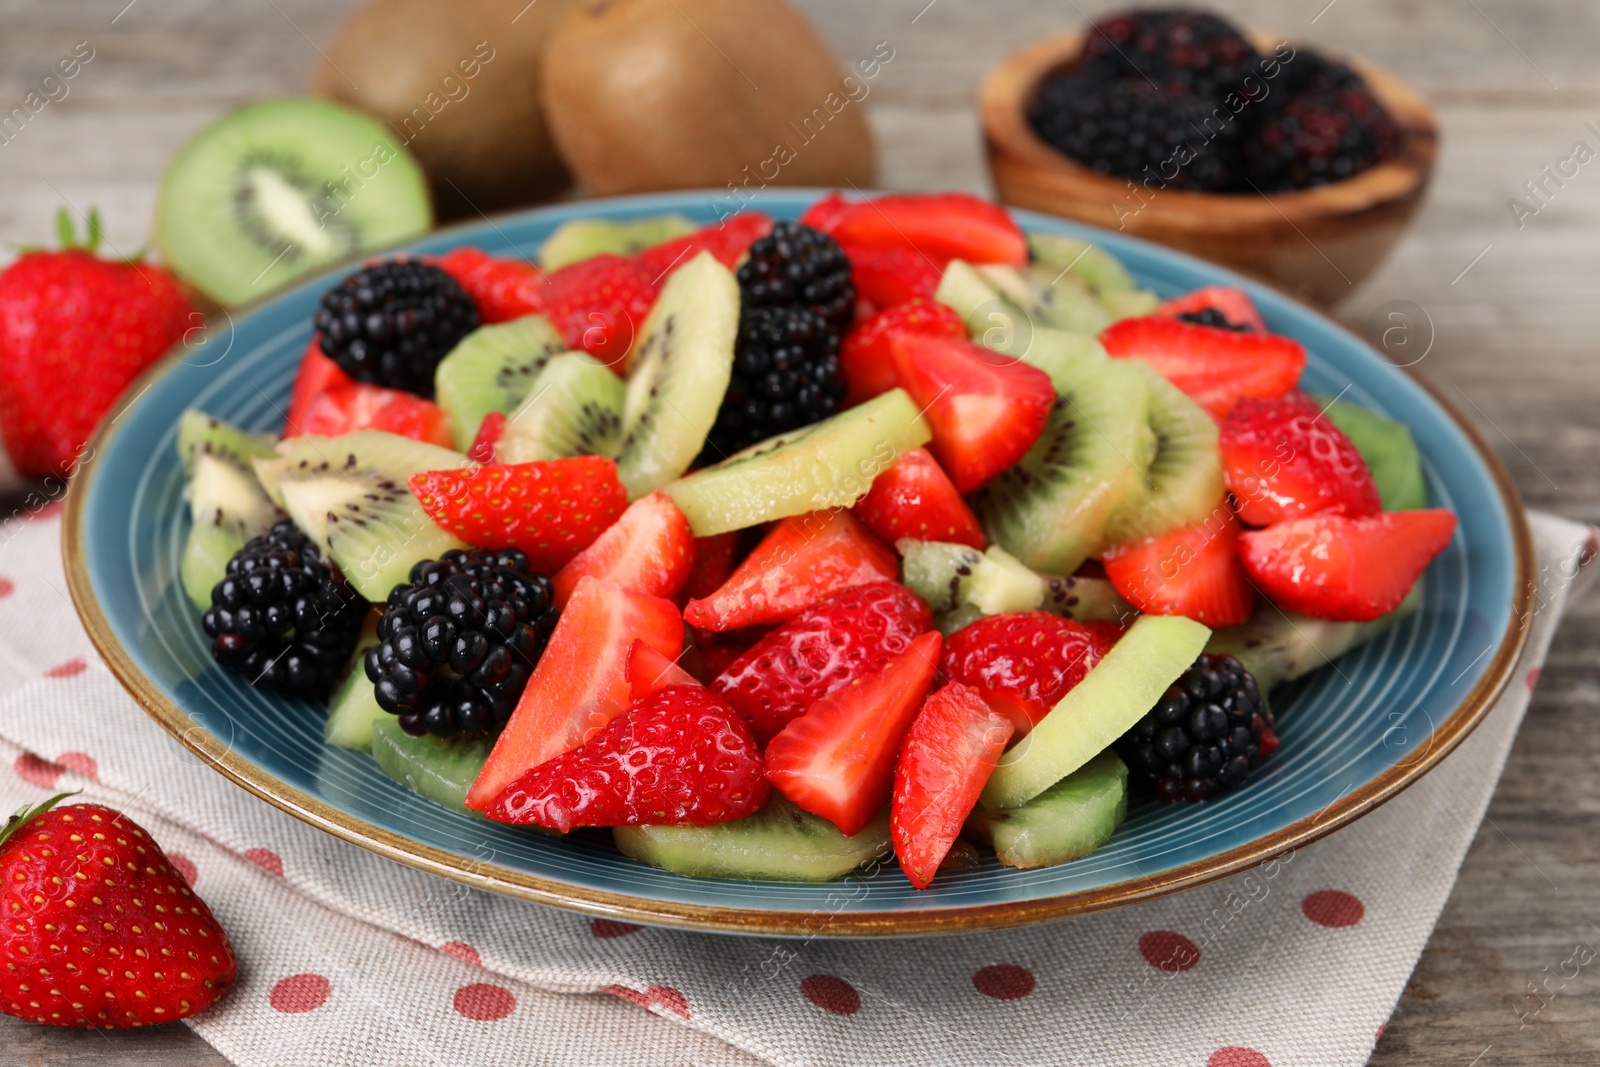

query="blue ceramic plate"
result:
[64,191,1532,936]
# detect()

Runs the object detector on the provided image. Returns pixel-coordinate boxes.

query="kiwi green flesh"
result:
[664,388,932,537]
[252,430,469,602]
[1027,232,1136,295]
[615,253,739,499]
[157,98,432,307]
[613,795,891,882]
[1318,395,1427,511]
[897,539,1046,617]
[973,345,1151,575]
[370,718,495,817]
[178,411,279,609]
[434,315,567,449]
[935,260,1034,357]
[1105,363,1226,545]
[324,616,383,751]
[539,214,696,271]
[966,750,1128,869]
[976,263,1114,335]
[497,351,626,464]
[1041,573,1135,624]
[1207,584,1422,693]
[1101,288,1161,321]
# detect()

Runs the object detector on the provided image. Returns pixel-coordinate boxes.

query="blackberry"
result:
[312,258,479,397]
[1115,653,1277,802]
[700,305,845,459]
[1079,8,1260,101]
[736,221,855,331]
[202,519,364,699]
[1244,83,1401,191]
[366,548,558,738]
[1030,75,1244,192]
[1177,308,1251,331]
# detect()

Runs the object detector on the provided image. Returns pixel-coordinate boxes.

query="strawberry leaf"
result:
[0,790,79,851]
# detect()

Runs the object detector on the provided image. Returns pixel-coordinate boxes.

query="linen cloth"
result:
[0,506,1590,1067]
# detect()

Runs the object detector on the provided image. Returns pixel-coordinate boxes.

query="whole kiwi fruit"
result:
[541,0,876,196]
[310,0,576,219]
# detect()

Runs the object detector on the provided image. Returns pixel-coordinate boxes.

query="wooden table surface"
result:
[1,0,1596,1063]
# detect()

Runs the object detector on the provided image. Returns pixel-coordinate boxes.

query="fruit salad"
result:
[178,191,1455,889]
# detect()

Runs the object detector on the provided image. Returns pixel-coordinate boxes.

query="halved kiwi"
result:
[177,410,279,608]
[434,315,567,448]
[1104,362,1227,545]
[157,98,432,307]
[496,351,626,463]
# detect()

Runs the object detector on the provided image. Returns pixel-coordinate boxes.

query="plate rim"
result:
[61,190,1536,937]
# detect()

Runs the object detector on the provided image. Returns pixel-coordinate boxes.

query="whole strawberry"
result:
[0,794,236,1028]
[0,210,198,477]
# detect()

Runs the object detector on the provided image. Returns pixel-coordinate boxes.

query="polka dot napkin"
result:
[0,508,1591,1067]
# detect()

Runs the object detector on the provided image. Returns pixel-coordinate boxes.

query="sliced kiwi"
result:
[156,98,432,308]
[324,611,383,751]
[539,213,696,271]
[1208,584,1422,693]
[1105,362,1227,544]
[496,351,626,464]
[663,388,932,537]
[252,430,469,602]
[897,539,1046,617]
[1101,288,1160,321]
[1041,572,1136,624]
[370,718,495,816]
[1317,395,1427,512]
[1027,232,1136,295]
[967,750,1128,869]
[976,263,1114,335]
[177,410,279,609]
[973,340,1152,575]
[612,795,892,882]
[613,252,739,498]
[434,315,567,449]
[934,260,1034,357]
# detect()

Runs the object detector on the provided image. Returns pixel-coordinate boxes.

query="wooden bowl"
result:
[980,33,1438,306]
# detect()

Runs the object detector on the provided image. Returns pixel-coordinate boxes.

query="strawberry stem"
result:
[0,791,79,851]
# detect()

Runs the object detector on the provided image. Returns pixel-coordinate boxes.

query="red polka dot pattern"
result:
[270,973,331,1014]
[1302,889,1365,928]
[972,964,1035,1000]
[454,982,516,1021]
[1526,667,1542,690]
[591,918,643,938]
[0,577,13,598]
[245,847,284,876]
[800,974,860,1016]
[1139,930,1201,972]
[44,657,86,678]
[55,751,97,780]
[13,752,62,788]
[603,983,691,1019]
[441,941,482,966]
[1208,1048,1271,1067]
[167,851,198,887]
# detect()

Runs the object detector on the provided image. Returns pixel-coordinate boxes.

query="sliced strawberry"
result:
[1154,285,1266,332]
[551,490,695,609]
[853,446,985,549]
[1238,509,1457,622]
[712,581,933,743]
[889,333,1055,492]
[681,532,742,603]
[467,411,505,464]
[627,640,700,703]
[892,683,1014,889]
[937,613,1122,735]
[635,212,773,280]
[1103,512,1256,627]
[541,253,658,370]
[683,509,897,632]
[839,298,967,406]
[1100,316,1306,419]
[765,631,942,835]
[292,382,454,447]
[465,576,684,810]
[843,245,947,310]
[810,193,1028,266]
[798,192,854,232]
[436,247,547,323]
[409,457,628,574]
[1220,392,1382,526]
[284,340,353,435]
[485,685,766,832]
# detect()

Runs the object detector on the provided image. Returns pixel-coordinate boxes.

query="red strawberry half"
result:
[765,631,942,835]
[627,640,700,703]
[541,253,657,370]
[892,683,1014,889]
[843,245,947,310]
[853,446,986,549]
[1238,509,1457,621]
[1103,512,1256,628]
[1155,285,1266,332]
[1220,392,1382,526]
[938,613,1122,735]
[436,247,547,323]
[839,298,966,406]
[890,333,1055,492]
[711,581,933,743]
[552,490,695,608]
[1101,316,1306,419]
[409,457,628,574]
[485,685,767,832]
[683,509,897,632]
[635,212,772,280]
[807,193,1028,266]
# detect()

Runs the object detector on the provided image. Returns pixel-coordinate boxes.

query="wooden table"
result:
[1,0,1595,1062]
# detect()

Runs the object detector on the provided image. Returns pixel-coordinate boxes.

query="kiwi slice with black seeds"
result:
[177,409,279,609]
[1104,361,1227,545]
[434,315,567,448]
[157,98,432,307]
[496,351,626,463]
